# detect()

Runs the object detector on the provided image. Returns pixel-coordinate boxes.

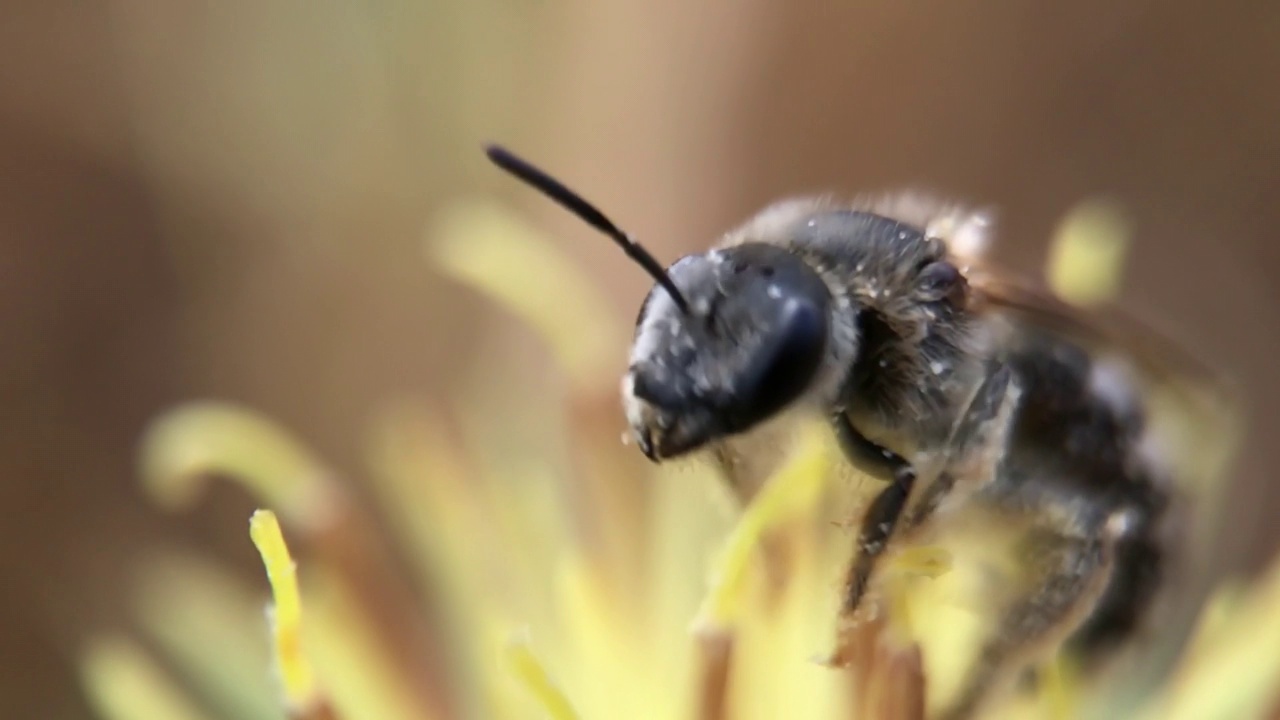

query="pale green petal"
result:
[79,636,215,720]
[134,554,279,720]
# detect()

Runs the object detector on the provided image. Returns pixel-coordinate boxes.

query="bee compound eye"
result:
[729,298,828,430]
[916,261,965,302]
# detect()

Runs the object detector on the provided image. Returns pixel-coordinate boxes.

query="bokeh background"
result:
[3,2,1278,718]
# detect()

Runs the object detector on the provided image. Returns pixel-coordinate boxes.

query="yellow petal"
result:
[1138,551,1280,720]
[1046,198,1132,307]
[504,631,582,720]
[1040,655,1081,720]
[695,424,834,631]
[427,198,625,391]
[301,568,429,720]
[364,403,488,598]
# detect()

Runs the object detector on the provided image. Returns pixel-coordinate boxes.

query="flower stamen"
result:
[250,509,328,718]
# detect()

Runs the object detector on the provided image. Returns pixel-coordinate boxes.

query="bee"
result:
[484,145,1236,719]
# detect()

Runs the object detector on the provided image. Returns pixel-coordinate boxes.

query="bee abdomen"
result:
[998,328,1175,658]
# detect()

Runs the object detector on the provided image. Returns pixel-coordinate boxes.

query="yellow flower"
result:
[78,196,1273,720]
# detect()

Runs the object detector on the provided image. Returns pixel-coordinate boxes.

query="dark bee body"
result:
[484,146,1227,720]
[624,197,1186,718]
[1000,325,1169,655]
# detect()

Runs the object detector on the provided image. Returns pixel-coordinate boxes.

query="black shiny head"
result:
[624,242,833,460]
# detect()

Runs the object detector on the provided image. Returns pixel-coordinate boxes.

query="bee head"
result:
[623,243,833,461]
[482,145,838,463]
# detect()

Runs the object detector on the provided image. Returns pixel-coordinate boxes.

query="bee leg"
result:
[846,469,916,612]
[832,413,904,483]
[938,523,1115,720]
[831,414,916,611]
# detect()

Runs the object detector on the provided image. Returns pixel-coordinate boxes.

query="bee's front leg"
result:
[831,416,917,612]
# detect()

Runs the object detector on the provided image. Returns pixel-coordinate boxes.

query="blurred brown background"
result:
[2,2,1277,718]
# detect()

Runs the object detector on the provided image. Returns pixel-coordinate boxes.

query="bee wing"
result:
[946,264,1240,558]
[972,265,1241,491]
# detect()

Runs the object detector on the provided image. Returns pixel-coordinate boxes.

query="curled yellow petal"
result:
[1045,198,1132,307]
[79,636,214,720]
[250,509,320,712]
[504,631,582,720]
[427,198,625,390]
[140,402,336,530]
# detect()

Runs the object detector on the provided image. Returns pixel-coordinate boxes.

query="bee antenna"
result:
[484,144,690,314]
